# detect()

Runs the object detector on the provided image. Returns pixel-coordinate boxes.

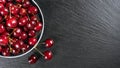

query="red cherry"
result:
[23,0,31,8]
[0,3,4,10]
[10,5,19,15]
[28,54,38,64]
[16,0,22,3]
[6,17,17,28]
[2,47,10,56]
[0,0,6,4]
[19,32,27,40]
[34,22,42,31]
[44,50,53,60]
[28,6,38,14]
[0,24,5,33]
[0,7,8,16]
[21,44,29,52]
[6,2,13,8]
[45,39,54,48]
[2,31,9,36]
[7,0,13,2]
[18,16,28,26]
[12,47,20,55]
[0,35,8,46]
[28,38,37,46]
[30,15,38,22]
[19,8,27,16]
[13,28,22,37]
[28,30,36,37]
[13,41,21,49]
[30,20,36,26]
[26,22,34,30]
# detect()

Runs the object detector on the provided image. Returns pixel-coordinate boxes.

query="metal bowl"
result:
[0,0,45,58]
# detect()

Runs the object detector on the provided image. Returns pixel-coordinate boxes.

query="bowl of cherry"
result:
[0,0,55,64]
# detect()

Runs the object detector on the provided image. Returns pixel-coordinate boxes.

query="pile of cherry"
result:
[0,0,55,64]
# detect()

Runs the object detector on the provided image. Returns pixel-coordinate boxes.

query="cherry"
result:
[10,5,19,15]
[6,17,17,28]
[21,44,29,52]
[2,31,9,36]
[23,0,31,8]
[26,22,34,30]
[6,2,13,8]
[44,39,54,48]
[0,0,6,4]
[13,41,21,49]
[0,7,8,16]
[19,8,27,16]
[28,6,38,14]
[0,3,4,10]
[34,22,42,31]
[13,28,22,37]
[30,15,38,22]
[16,0,22,3]
[0,24,5,33]
[28,30,36,37]
[12,47,20,55]
[28,38,37,46]
[18,16,28,26]
[0,35,8,46]
[2,47,10,56]
[28,54,38,64]
[19,32,27,40]
[44,50,53,60]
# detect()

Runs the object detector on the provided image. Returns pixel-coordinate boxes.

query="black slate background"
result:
[1,0,120,68]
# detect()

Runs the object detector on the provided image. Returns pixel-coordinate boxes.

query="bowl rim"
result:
[0,0,45,58]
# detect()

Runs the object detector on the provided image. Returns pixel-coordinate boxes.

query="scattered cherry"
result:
[44,39,54,48]
[28,54,38,64]
[44,50,53,60]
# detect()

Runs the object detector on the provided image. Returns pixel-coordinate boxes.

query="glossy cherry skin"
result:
[6,17,17,28]
[28,6,38,14]
[28,38,37,46]
[13,28,22,37]
[28,54,38,64]
[44,50,53,60]
[13,41,21,49]
[2,31,9,36]
[0,0,6,4]
[34,22,42,31]
[0,3,4,10]
[0,24,5,33]
[2,47,10,56]
[0,35,8,46]
[19,8,27,16]
[45,39,54,48]
[28,30,36,37]
[21,44,29,52]
[0,7,8,16]
[23,0,31,8]
[16,0,22,3]
[26,23,34,30]
[12,47,20,55]
[18,16,28,26]
[10,5,19,15]
[6,2,13,8]
[0,46,2,52]
[30,15,38,22]
[19,32,27,40]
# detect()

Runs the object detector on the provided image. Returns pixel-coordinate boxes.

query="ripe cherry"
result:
[2,47,10,56]
[0,3,4,10]
[13,41,21,49]
[13,28,22,37]
[16,0,22,3]
[19,8,27,16]
[0,24,5,33]
[21,44,29,52]
[0,0,6,4]
[26,22,34,30]
[28,6,38,14]
[19,32,27,40]
[12,47,20,55]
[10,5,19,15]
[23,0,31,8]
[45,39,54,48]
[28,30,36,37]
[34,22,42,31]
[6,2,13,8]
[28,54,38,64]
[44,50,53,60]
[30,15,38,22]
[0,7,8,16]
[18,16,28,26]
[6,17,17,28]
[0,35,8,46]
[28,38,37,46]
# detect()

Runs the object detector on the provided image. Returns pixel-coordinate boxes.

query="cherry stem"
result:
[9,7,11,17]
[34,47,44,56]
[27,13,30,21]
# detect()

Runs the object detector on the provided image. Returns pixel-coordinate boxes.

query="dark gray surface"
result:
[1,0,120,68]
